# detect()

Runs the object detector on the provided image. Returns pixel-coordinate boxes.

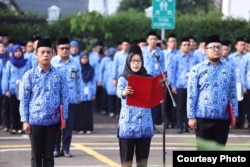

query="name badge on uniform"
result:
[83,86,89,95]
[84,87,89,94]
[71,67,76,79]
[16,79,20,84]
[154,63,158,70]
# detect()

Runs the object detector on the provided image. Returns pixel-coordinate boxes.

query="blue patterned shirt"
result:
[81,79,96,101]
[170,52,199,88]
[187,60,238,120]
[19,66,69,125]
[51,55,84,103]
[193,48,206,63]
[112,50,128,79]
[116,76,154,139]
[163,48,180,84]
[244,53,250,89]
[98,56,116,95]
[0,60,3,95]
[228,52,248,88]
[28,52,38,68]
[142,46,165,77]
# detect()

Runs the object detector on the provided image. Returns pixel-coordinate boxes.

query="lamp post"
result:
[47,5,60,24]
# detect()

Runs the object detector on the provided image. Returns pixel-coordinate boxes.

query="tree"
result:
[176,0,216,14]
[117,0,217,14]
[117,0,151,12]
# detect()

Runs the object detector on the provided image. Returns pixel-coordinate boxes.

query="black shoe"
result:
[154,127,160,134]
[53,151,60,157]
[10,129,17,134]
[185,128,190,133]
[62,151,72,157]
[177,129,183,134]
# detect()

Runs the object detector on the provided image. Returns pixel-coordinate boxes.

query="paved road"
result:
[0,112,250,167]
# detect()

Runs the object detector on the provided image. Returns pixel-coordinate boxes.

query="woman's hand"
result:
[122,86,134,96]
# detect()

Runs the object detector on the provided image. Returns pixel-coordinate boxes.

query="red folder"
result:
[59,105,64,129]
[228,103,235,127]
[127,72,167,108]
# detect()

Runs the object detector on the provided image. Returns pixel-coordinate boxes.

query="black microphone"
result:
[152,50,160,59]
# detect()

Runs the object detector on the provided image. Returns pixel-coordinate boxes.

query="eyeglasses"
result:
[38,50,52,55]
[131,60,142,64]
[206,45,222,51]
[59,47,70,50]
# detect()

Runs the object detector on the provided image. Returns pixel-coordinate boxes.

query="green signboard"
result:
[152,0,176,29]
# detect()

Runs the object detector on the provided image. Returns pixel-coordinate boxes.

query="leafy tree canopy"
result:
[117,0,217,14]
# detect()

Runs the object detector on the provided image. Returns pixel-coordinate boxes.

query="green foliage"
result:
[70,11,107,51]
[1,10,250,51]
[103,9,151,46]
[176,0,216,14]
[117,0,151,13]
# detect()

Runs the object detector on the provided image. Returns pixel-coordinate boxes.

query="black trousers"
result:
[107,94,116,114]
[55,103,76,152]
[1,95,10,128]
[9,95,21,130]
[74,101,93,131]
[244,90,250,127]
[165,85,177,128]
[236,94,247,128]
[176,88,188,130]
[195,118,230,150]
[29,124,60,167]
[119,138,151,167]
[95,86,107,112]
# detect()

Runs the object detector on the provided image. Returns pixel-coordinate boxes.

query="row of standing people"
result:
[2,31,250,136]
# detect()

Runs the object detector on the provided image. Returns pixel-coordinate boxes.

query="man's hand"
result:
[188,118,197,130]
[60,119,66,130]
[112,79,117,86]
[23,122,30,134]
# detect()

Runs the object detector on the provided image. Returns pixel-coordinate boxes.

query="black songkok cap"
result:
[37,39,52,49]
[121,38,130,43]
[167,33,177,39]
[128,44,142,55]
[146,30,158,37]
[33,36,42,42]
[57,37,70,46]
[221,40,231,46]
[235,37,245,43]
[205,34,221,46]
[180,37,190,43]
[200,36,207,42]
[188,35,195,40]
[139,38,146,43]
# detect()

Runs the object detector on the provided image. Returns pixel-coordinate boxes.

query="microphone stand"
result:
[154,55,176,167]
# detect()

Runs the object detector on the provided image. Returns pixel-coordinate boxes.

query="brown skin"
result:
[235,41,246,55]
[221,45,230,59]
[57,44,70,62]
[147,35,158,50]
[167,37,177,50]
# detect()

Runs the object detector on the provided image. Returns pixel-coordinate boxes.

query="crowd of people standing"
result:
[0,30,250,166]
